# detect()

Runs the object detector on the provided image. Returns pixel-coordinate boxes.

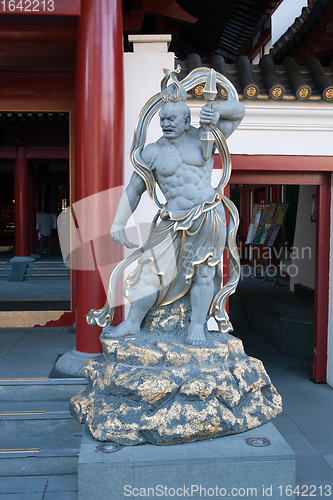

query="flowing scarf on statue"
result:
[86,68,240,334]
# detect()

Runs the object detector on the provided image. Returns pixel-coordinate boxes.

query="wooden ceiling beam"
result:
[123,11,145,32]
[223,18,255,34]
[124,0,197,32]
[320,32,333,43]
[0,147,69,159]
[222,30,249,44]
[0,73,75,95]
[123,0,197,32]
[311,41,333,52]
[247,27,271,60]
[0,40,76,71]
[0,25,77,41]
[230,170,330,186]
[228,155,333,172]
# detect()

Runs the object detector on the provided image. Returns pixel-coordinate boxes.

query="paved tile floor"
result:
[0,253,70,303]
[0,327,76,379]
[231,312,333,495]
[0,474,78,499]
[0,280,70,302]
[0,312,332,498]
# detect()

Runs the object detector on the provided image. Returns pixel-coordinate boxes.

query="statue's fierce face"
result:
[159,102,190,140]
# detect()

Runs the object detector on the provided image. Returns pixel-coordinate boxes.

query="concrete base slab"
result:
[10,255,35,263]
[30,253,42,260]
[55,348,100,376]
[78,423,296,500]
[7,262,27,282]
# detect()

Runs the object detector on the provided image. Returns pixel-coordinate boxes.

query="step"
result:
[24,275,70,280]
[27,265,68,270]
[0,435,81,476]
[0,261,70,280]
[0,264,11,278]
[0,378,87,402]
[0,300,71,311]
[0,401,83,438]
[0,379,86,478]
[25,272,70,277]
[25,269,70,277]
[27,262,67,267]
[26,269,69,274]
[26,266,69,271]
[25,272,70,276]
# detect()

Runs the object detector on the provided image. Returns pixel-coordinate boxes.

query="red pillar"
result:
[311,183,330,382]
[29,165,37,254]
[75,0,124,353]
[14,147,30,257]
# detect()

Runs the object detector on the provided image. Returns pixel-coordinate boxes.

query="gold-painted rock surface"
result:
[69,331,282,446]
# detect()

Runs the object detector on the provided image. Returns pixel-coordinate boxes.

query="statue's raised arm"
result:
[199,99,245,139]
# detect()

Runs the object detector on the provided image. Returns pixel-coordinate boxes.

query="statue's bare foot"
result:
[102,319,140,339]
[185,323,206,346]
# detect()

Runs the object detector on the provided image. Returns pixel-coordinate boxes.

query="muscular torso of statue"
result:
[149,131,215,213]
[142,103,216,214]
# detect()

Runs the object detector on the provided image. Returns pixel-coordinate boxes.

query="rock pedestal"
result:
[70,299,282,445]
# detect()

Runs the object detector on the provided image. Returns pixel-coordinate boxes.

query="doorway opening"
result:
[224,166,330,383]
[34,159,70,255]
[230,182,315,359]
[0,111,71,311]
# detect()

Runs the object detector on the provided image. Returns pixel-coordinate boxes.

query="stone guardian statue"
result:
[71,68,282,446]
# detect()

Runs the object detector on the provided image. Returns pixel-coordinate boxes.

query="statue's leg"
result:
[186,263,215,346]
[103,290,159,338]
[103,262,160,339]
